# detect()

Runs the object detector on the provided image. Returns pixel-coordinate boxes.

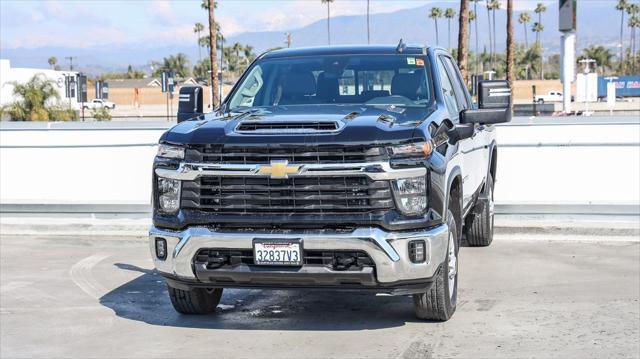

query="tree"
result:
[429,7,443,45]
[534,2,546,45]
[518,12,531,48]
[47,57,57,70]
[202,0,219,107]
[458,0,470,83]
[321,0,335,45]
[471,0,481,74]
[506,0,514,83]
[152,53,190,78]
[457,0,469,83]
[468,10,476,61]
[3,74,76,121]
[628,12,640,72]
[485,0,493,68]
[488,0,500,68]
[579,46,614,75]
[194,23,205,62]
[616,0,629,64]
[444,8,456,52]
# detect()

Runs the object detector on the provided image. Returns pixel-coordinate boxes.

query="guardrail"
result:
[1,119,638,215]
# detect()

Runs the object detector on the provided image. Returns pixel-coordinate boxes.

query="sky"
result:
[0,0,556,49]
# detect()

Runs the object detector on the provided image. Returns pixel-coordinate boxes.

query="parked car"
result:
[149,44,512,321]
[80,99,115,110]
[534,91,563,103]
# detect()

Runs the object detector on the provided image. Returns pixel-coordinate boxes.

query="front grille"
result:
[236,121,338,132]
[195,248,374,269]
[181,175,393,214]
[185,145,389,164]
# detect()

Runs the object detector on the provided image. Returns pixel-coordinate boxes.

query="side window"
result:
[436,57,461,120]
[229,65,264,109]
[441,56,470,110]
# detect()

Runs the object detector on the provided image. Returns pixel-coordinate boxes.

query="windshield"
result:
[227,55,433,111]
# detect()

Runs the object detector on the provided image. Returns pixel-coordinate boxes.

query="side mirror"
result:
[447,124,474,143]
[461,80,512,125]
[177,86,204,123]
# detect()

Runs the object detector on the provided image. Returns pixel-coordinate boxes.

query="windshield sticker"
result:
[406,57,416,65]
[416,58,424,66]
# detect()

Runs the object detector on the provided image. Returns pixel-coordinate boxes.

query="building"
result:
[0,59,81,109]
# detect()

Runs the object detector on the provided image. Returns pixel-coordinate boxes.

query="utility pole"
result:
[284,32,292,48]
[64,56,76,71]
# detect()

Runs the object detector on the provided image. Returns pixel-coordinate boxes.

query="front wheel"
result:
[537,99,544,104]
[167,283,223,314]
[413,209,458,321]
[465,173,495,247]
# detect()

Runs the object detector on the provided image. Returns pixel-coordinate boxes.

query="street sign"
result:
[102,82,109,100]
[161,72,168,92]
[77,74,88,103]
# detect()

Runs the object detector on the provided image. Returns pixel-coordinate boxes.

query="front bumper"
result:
[149,224,448,292]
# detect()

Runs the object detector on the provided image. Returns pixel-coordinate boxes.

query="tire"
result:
[413,209,458,321]
[167,283,223,314]
[465,173,495,247]
[537,99,544,104]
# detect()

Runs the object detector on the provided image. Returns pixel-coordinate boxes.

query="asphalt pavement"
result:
[1,234,638,358]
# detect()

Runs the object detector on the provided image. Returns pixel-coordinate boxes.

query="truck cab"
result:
[150,45,511,321]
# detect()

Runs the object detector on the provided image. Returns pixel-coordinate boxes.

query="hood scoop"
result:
[235,120,341,134]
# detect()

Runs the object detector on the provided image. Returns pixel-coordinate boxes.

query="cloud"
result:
[147,0,180,26]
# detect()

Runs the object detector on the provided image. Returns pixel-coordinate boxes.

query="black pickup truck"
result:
[150,44,511,321]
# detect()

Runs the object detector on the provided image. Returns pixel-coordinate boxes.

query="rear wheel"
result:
[413,209,458,321]
[167,283,223,314]
[465,173,495,247]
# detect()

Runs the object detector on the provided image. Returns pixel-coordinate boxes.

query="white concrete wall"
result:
[1,124,638,207]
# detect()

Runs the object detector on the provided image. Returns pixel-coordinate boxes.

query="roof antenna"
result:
[396,38,406,53]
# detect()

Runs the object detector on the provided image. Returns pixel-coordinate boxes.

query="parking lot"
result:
[1,234,638,358]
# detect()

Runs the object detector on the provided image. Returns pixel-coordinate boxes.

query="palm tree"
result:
[579,45,614,74]
[518,12,531,48]
[468,10,476,54]
[232,42,243,72]
[429,7,443,45]
[471,0,481,74]
[47,57,57,70]
[444,8,456,52]
[628,9,640,72]
[534,2,547,45]
[506,0,514,83]
[153,53,191,78]
[202,0,219,107]
[488,0,500,67]
[321,0,335,45]
[532,22,544,45]
[194,23,205,62]
[5,74,60,121]
[616,0,629,64]
[458,0,470,83]
[485,0,493,66]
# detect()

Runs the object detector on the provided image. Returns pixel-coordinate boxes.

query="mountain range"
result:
[0,1,625,75]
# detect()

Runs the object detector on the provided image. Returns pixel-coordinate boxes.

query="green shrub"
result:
[48,106,79,121]
[91,107,112,121]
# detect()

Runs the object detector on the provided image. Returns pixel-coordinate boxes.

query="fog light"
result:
[155,238,167,260]
[409,240,426,263]
[157,177,181,213]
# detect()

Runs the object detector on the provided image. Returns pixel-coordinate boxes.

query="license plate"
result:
[253,239,302,266]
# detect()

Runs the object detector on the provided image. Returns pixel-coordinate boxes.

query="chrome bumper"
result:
[149,224,448,284]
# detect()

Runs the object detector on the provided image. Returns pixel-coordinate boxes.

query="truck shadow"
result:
[100,263,422,330]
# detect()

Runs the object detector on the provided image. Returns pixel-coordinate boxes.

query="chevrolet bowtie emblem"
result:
[258,160,301,179]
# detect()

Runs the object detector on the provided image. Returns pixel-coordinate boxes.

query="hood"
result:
[161,105,433,146]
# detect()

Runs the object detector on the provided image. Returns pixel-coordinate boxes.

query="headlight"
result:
[157,177,181,213]
[392,176,427,215]
[157,144,184,159]
[387,141,433,158]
